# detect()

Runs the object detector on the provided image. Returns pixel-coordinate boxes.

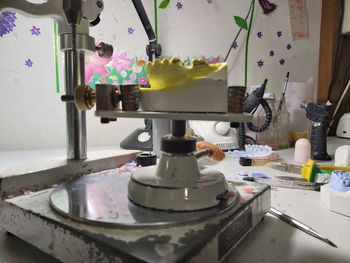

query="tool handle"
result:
[310,123,331,161]
[318,164,350,172]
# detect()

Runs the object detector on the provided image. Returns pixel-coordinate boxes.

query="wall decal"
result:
[30,25,41,36]
[86,51,148,88]
[176,2,183,10]
[0,11,17,37]
[258,0,277,14]
[159,0,171,9]
[232,41,238,49]
[127,27,135,35]
[25,59,33,67]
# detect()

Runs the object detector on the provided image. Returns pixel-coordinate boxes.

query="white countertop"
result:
[0,138,350,262]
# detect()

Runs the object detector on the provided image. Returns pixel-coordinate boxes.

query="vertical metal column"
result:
[152,119,171,157]
[64,50,87,160]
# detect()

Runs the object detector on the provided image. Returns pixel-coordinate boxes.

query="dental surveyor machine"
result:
[0,1,271,262]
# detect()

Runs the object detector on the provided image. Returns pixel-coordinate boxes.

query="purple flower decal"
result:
[279,58,285,65]
[207,0,214,3]
[257,60,264,68]
[0,11,17,37]
[127,27,134,35]
[269,50,275,57]
[256,32,263,38]
[30,25,41,36]
[277,31,282,37]
[176,2,183,9]
[258,0,277,14]
[25,59,33,67]
[286,44,292,50]
[232,41,238,49]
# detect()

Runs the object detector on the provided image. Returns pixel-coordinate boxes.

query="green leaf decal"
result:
[159,0,170,9]
[234,16,248,30]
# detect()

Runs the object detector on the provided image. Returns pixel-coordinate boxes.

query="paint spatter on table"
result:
[243,187,254,194]
[271,237,277,244]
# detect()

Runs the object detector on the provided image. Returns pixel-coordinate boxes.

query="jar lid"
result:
[263,93,275,100]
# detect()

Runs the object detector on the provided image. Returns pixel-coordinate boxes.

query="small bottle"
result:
[277,97,290,148]
[256,93,279,150]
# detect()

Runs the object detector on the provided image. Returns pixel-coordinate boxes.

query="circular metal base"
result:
[129,165,229,211]
[49,169,240,228]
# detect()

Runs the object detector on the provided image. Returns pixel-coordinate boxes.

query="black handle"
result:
[310,123,332,160]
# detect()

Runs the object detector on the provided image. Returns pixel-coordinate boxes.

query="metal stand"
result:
[64,50,87,160]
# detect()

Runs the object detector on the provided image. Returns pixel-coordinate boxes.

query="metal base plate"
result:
[0,171,270,262]
[49,170,239,228]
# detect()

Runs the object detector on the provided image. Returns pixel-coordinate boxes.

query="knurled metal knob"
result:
[74,85,96,111]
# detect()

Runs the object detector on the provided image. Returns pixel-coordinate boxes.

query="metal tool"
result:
[277,71,289,113]
[267,160,350,183]
[239,79,272,148]
[0,3,271,262]
[120,0,163,153]
[266,162,303,174]
[300,101,332,161]
[0,0,112,160]
[269,207,337,248]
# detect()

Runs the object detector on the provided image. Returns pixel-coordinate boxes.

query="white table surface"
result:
[1,138,350,262]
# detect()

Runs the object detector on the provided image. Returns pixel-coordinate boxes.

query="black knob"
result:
[61,95,74,102]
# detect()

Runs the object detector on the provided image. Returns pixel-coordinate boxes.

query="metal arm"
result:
[0,0,106,160]
[131,0,161,61]
[0,0,102,34]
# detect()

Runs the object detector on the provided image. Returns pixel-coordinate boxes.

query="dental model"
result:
[144,57,227,92]
[140,57,228,112]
